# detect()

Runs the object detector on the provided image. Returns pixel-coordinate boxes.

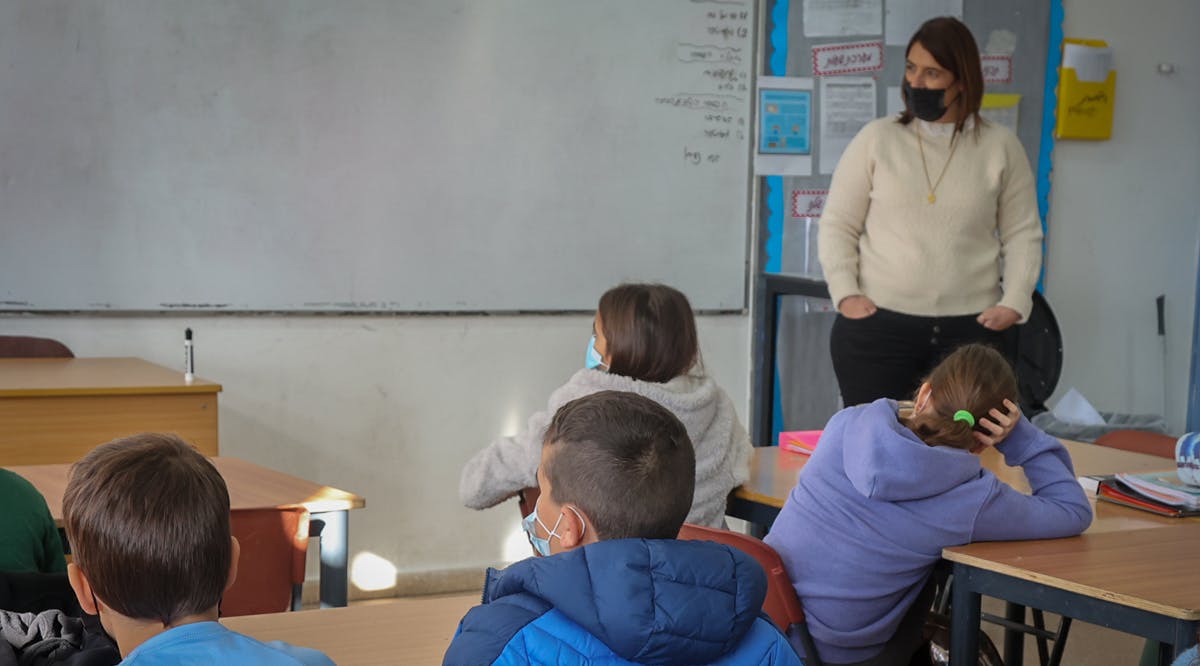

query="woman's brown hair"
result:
[898,16,985,136]
[597,284,699,384]
[902,344,1017,450]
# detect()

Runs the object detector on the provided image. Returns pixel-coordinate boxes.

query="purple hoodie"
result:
[764,399,1092,664]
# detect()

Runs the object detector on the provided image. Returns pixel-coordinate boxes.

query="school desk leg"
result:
[950,564,981,666]
[1165,620,1200,666]
[312,510,349,608]
[1004,602,1026,666]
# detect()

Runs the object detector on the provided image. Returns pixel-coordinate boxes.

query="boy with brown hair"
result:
[445,390,801,665]
[62,433,333,665]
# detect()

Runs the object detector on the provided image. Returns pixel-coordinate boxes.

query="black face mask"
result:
[903,80,951,122]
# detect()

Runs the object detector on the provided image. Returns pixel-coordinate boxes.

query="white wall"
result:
[0,313,750,594]
[1045,0,1200,433]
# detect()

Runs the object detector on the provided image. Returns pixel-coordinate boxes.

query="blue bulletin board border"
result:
[763,0,788,275]
[764,0,788,441]
[1035,0,1065,291]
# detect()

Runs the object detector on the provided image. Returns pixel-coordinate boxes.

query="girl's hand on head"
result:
[972,399,1021,450]
[977,306,1020,331]
[838,295,877,320]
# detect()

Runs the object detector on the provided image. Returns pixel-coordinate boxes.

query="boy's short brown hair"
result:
[63,433,232,625]
[542,390,695,540]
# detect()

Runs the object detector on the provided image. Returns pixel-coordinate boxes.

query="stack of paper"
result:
[1062,43,1113,83]
[1115,473,1200,510]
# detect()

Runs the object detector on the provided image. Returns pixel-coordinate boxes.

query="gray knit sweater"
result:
[458,368,752,528]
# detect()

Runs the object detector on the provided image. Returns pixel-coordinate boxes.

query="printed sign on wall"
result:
[982,55,1013,84]
[792,189,828,218]
[812,41,884,76]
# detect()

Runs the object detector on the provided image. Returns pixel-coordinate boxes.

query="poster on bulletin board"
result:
[755,76,814,175]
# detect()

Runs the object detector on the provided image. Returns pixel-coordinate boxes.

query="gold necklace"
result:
[915,123,959,204]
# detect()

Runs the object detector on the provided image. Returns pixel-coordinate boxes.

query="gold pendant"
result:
[927,193,937,204]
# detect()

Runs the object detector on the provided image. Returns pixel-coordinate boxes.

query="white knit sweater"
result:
[818,117,1043,320]
[458,368,752,529]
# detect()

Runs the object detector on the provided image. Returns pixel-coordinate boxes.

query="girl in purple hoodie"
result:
[765,344,1092,666]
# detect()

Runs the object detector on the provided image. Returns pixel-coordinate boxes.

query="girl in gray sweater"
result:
[459,283,751,528]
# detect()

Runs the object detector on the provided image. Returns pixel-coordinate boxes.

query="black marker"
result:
[184,328,195,382]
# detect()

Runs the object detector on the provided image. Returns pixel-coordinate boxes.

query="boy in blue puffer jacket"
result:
[444,390,803,665]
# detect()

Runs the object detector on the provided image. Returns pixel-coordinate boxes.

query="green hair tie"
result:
[953,410,976,427]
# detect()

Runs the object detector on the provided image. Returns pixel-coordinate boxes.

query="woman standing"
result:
[819,17,1042,407]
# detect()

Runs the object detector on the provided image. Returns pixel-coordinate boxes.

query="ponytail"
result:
[901,344,1017,450]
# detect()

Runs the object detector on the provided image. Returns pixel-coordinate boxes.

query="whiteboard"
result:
[0,1,754,312]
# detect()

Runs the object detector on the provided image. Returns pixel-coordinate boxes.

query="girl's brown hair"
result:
[597,284,699,383]
[902,344,1017,450]
[898,16,985,136]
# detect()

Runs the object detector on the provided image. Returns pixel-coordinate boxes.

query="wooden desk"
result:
[0,357,221,464]
[729,439,1179,532]
[4,457,365,608]
[946,526,1200,665]
[223,595,478,665]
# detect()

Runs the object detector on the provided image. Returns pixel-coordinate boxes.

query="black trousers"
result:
[830,308,1007,407]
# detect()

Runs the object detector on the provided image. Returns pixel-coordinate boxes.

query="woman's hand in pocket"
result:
[838,295,877,320]
[977,306,1020,331]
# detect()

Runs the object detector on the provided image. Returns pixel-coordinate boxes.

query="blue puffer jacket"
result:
[443,539,803,665]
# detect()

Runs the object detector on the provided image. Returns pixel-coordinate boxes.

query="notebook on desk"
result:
[1081,474,1200,518]
[778,430,823,455]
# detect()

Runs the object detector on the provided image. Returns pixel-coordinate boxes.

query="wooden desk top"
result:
[223,595,477,665]
[5,456,365,524]
[943,524,1200,620]
[0,357,221,397]
[737,440,1188,533]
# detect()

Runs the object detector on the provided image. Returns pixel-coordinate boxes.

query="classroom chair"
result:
[0,335,74,358]
[222,508,310,617]
[1094,430,1178,459]
[677,523,823,666]
[1009,290,1063,416]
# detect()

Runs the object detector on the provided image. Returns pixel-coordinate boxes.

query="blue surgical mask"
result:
[521,498,585,557]
[585,334,608,371]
